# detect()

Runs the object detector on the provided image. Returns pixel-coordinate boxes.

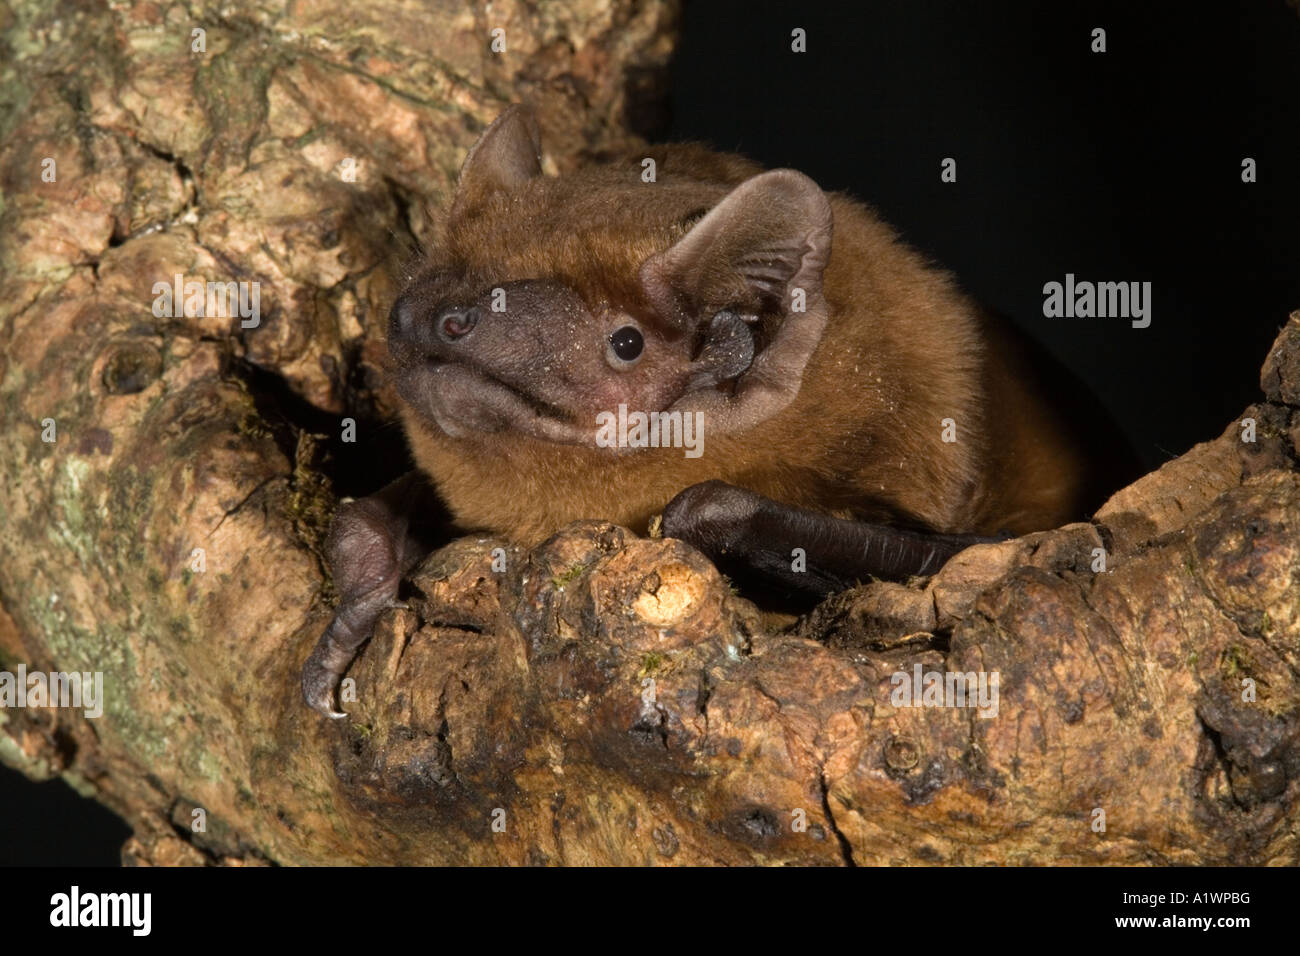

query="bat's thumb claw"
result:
[301,658,348,720]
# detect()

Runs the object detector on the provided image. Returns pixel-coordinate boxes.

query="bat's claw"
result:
[301,656,349,719]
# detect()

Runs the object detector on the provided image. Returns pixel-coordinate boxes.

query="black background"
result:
[3,0,1298,865]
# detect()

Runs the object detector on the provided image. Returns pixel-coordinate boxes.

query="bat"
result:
[302,105,1135,717]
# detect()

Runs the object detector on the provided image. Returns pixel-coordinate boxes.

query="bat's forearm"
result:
[662,480,1003,593]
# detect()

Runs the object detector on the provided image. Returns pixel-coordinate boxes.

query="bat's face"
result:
[388,106,833,453]
[388,269,697,445]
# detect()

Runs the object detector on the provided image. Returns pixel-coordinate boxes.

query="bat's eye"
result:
[607,325,644,367]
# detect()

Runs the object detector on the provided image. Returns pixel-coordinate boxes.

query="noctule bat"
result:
[302,105,1131,717]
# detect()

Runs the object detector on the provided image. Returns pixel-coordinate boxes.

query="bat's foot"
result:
[301,591,408,719]
[300,473,431,718]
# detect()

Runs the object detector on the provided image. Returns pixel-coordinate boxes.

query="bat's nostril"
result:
[438,306,480,342]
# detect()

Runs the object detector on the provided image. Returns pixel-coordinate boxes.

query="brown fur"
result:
[396,126,1092,546]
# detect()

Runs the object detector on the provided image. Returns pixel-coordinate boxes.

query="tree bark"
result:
[2,0,1298,866]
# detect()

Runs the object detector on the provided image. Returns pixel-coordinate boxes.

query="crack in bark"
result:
[818,768,855,866]
[208,474,285,536]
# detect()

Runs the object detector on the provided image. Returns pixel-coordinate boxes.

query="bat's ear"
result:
[639,169,833,333]
[640,170,834,435]
[452,105,543,216]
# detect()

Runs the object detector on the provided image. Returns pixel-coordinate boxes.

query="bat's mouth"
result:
[398,360,589,445]
[477,367,573,424]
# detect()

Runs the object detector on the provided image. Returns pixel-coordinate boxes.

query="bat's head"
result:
[388,105,833,452]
